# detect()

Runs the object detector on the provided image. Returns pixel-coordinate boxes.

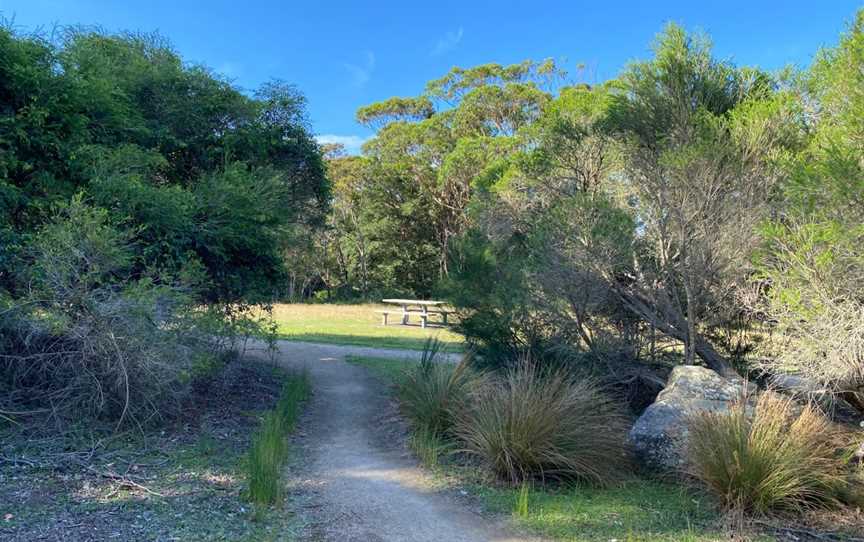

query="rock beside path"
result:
[629,365,756,471]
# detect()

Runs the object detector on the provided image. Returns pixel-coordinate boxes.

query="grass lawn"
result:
[345,355,736,542]
[270,303,465,350]
[347,354,412,381]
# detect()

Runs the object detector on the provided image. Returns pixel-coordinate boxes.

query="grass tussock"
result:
[398,339,482,437]
[687,391,849,514]
[246,370,310,506]
[408,425,454,468]
[455,359,632,485]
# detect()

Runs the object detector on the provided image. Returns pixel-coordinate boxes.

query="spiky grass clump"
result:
[246,370,309,506]
[246,410,289,505]
[454,360,632,485]
[398,338,482,437]
[687,391,847,514]
[408,425,454,468]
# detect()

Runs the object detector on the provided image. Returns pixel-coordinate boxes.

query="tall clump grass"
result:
[398,338,482,437]
[246,370,310,506]
[686,391,848,514]
[408,425,454,468]
[454,359,632,485]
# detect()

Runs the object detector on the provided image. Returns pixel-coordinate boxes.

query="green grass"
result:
[246,370,310,506]
[270,303,465,350]
[346,355,731,542]
[346,354,414,381]
[476,480,727,541]
[515,481,532,519]
[408,425,454,469]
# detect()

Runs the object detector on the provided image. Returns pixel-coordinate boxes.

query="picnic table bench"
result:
[377,299,451,328]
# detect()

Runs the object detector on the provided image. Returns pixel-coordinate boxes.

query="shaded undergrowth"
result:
[0,359,308,542]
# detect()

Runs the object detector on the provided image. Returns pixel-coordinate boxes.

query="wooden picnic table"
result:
[379,299,449,328]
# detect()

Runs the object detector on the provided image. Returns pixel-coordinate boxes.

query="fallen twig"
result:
[83,465,164,497]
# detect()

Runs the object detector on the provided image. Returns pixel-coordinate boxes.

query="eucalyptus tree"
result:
[355,60,562,287]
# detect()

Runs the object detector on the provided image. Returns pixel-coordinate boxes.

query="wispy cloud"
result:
[315,134,370,155]
[216,61,243,78]
[431,27,464,56]
[344,51,375,87]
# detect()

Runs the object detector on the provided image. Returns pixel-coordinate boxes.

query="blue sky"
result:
[1,1,861,153]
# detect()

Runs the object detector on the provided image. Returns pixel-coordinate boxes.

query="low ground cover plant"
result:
[686,391,851,514]
[0,360,308,541]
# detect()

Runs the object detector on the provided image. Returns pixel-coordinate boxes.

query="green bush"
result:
[397,339,482,437]
[246,371,310,506]
[454,360,632,485]
[0,200,206,427]
[686,392,848,514]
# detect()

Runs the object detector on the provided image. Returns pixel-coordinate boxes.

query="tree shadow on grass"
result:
[278,332,465,352]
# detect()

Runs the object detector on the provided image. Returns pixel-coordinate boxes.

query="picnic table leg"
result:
[401,305,409,325]
[381,312,388,326]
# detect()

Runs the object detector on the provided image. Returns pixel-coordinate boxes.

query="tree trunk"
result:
[682,276,698,365]
[613,285,738,377]
[694,336,738,377]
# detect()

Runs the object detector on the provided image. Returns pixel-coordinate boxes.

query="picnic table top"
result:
[381,299,446,306]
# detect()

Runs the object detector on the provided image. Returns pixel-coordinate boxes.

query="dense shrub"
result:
[687,392,849,514]
[755,12,864,414]
[397,339,482,437]
[454,359,631,485]
[0,26,329,305]
[0,25,326,433]
[0,200,204,427]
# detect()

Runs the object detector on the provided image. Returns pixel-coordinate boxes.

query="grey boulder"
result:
[629,365,755,472]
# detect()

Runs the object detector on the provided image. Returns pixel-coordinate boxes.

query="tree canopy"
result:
[0,27,329,303]
[315,14,864,414]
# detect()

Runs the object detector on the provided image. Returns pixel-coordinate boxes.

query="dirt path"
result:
[248,341,538,542]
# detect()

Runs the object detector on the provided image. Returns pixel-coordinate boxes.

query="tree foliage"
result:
[329,19,864,412]
[318,60,563,299]
[0,27,328,303]
[757,12,864,410]
[0,26,328,426]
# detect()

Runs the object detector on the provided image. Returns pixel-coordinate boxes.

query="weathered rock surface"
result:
[629,365,755,471]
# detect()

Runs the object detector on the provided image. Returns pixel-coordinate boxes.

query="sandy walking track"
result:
[248,341,539,542]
